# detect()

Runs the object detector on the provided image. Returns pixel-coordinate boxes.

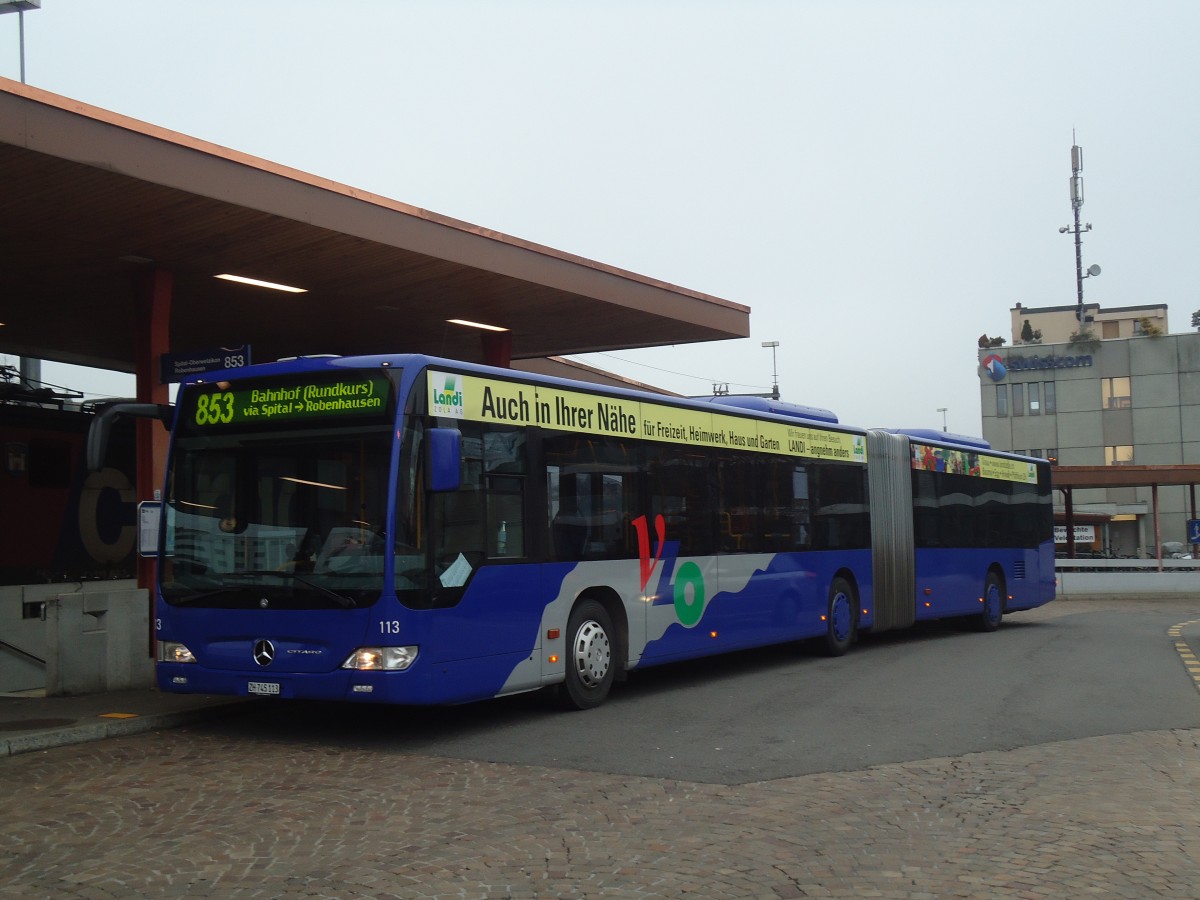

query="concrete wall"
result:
[1057,570,1200,598]
[1056,560,1200,599]
[0,585,48,693]
[1,580,152,695]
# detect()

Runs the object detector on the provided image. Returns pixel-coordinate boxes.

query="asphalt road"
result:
[202,597,1200,785]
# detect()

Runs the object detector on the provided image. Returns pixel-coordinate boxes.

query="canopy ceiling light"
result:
[215,274,307,293]
[446,318,509,332]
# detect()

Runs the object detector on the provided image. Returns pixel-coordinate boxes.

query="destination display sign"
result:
[183,375,392,429]
[911,442,1039,484]
[429,371,866,464]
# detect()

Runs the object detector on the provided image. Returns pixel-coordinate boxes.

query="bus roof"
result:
[692,394,840,424]
[184,352,862,435]
[884,428,991,450]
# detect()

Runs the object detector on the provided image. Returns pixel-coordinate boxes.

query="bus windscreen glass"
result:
[163,371,398,610]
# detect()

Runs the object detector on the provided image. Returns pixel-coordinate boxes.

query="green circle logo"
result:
[673,561,707,627]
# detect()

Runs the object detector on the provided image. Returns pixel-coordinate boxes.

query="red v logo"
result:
[633,514,666,593]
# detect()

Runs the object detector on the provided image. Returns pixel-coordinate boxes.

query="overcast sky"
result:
[3,0,1197,434]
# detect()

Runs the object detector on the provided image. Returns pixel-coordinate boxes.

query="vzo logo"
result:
[633,514,707,628]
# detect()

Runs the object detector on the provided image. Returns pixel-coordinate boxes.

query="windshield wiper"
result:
[241,570,358,609]
[165,587,248,606]
[288,573,357,609]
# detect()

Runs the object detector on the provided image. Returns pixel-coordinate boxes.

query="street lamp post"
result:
[937,407,948,432]
[0,0,40,84]
[762,341,780,400]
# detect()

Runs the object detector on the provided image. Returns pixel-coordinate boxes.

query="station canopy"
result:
[0,78,749,376]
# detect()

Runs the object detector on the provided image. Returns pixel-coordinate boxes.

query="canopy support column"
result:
[482,331,512,368]
[1062,486,1075,559]
[134,268,172,601]
[1152,484,1162,572]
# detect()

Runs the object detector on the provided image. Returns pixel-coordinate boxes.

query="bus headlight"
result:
[341,646,418,671]
[157,641,197,664]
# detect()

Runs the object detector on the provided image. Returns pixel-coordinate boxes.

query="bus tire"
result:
[559,599,615,710]
[822,576,857,657]
[977,572,1004,633]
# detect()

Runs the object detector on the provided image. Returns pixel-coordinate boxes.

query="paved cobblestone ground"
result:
[2,721,1198,896]
[3,599,1199,898]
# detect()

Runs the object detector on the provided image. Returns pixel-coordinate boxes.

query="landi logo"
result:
[981,354,1007,381]
[430,372,465,417]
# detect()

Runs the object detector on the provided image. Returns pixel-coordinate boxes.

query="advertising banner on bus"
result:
[910,442,1038,484]
[429,371,866,464]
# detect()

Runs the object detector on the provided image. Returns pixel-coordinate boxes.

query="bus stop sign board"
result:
[160,345,251,383]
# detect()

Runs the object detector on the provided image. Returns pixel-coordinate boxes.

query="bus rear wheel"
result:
[822,576,857,657]
[976,572,1004,632]
[559,599,615,710]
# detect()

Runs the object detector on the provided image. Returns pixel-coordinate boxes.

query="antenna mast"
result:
[1059,132,1099,326]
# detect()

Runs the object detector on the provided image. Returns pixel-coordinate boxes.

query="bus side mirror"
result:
[427,427,461,492]
[86,402,172,472]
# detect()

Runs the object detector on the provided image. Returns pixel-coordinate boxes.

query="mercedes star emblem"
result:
[253,639,275,667]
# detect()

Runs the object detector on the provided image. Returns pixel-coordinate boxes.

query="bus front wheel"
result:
[559,599,615,710]
[822,576,857,657]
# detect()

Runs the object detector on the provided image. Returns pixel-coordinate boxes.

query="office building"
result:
[979,304,1199,556]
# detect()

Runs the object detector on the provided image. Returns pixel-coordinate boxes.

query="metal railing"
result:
[0,637,46,667]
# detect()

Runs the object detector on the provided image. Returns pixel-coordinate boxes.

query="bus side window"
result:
[545,434,637,561]
[718,454,759,553]
[430,424,528,563]
[912,471,939,548]
[431,423,486,567]
[810,462,869,550]
[761,460,807,553]
[549,469,589,560]
[645,445,713,557]
[483,429,525,558]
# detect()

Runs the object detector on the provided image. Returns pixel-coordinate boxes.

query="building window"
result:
[996,385,1008,417]
[1132,319,1143,336]
[1105,445,1134,466]
[1103,321,1120,339]
[1028,383,1041,416]
[1043,382,1056,414]
[1102,377,1131,409]
[1012,383,1025,417]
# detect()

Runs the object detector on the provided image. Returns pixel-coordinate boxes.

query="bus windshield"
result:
[162,370,397,610]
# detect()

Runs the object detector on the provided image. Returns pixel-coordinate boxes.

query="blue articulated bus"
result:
[115,353,1053,709]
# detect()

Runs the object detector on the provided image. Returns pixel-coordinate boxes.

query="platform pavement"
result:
[0,687,249,758]
[3,600,1200,896]
[3,681,1199,896]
